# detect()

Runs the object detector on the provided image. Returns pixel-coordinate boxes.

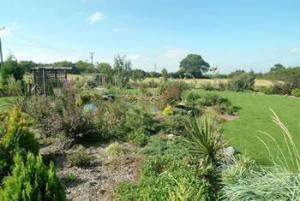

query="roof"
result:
[30,66,73,70]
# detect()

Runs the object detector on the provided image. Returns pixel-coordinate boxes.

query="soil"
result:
[40,141,144,201]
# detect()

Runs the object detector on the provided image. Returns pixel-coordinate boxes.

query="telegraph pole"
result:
[0,26,5,67]
[89,52,94,66]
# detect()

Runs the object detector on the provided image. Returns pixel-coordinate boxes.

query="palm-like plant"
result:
[184,115,224,166]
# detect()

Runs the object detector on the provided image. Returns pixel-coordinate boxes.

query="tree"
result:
[270,64,285,72]
[0,56,25,85]
[18,60,37,72]
[75,60,95,73]
[179,54,210,78]
[96,62,113,76]
[161,68,168,82]
[113,54,131,88]
[131,69,146,81]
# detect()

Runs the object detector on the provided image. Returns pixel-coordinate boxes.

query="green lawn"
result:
[194,90,300,165]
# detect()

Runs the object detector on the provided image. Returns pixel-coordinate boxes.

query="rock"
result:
[167,134,175,139]
[224,146,235,157]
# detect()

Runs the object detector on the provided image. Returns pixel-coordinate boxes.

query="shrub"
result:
[122,107,158,135]
[228,73,255,92]
[0,57,25,86]
[128,128,148,146]
[5,75,23,96]
[116,155,211,201]
[185,93,238,115]
[67,146,93,167]
[159,81,191,107]
[183,115,224,199]
[0,153,66,201]
[291,88,300,97]
[24,96,62,138]
[105,142,127,156]
[162,105,174,115]
[141,137,190,157]
[0,108,39,182]
[93,100,128,140]
[161,114,189,136]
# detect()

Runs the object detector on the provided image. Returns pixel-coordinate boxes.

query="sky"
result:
[1,0,300,73]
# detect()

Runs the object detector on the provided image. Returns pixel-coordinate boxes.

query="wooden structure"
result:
[31,67,72,96]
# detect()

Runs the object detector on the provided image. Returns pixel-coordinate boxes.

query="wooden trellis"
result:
[31,67,72,96]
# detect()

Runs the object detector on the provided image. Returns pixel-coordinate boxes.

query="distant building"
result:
[30,66,72,96]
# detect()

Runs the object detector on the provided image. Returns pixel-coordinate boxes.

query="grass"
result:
[193,90,300,165]
[0,97,17,110]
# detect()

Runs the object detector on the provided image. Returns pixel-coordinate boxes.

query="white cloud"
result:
[290,48,300,54]
[128,54,140,61]
[163,48,186,59]
[88,11,104,24]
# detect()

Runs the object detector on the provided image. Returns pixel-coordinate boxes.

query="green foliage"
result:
[184,115,224,165]
[159,81,190,107]
[228,72,255,92]
[113,54,131,88]
[121,106,158,145]
[5,75,23,96]
[291,88,300,97]
[161,114,189,136]
[0,56,25,86]
[67,146,93,167]
[116,155,211,201]
[141,137,190,157]
[161,68,168,82]
[183,92,238,114]
[179,54,210,78]
[0,153,66,201]
[93,100,128,140]
[0,108,39,182]
[127,128,148,146]
[183,115,224,199]
[105,142,127,156]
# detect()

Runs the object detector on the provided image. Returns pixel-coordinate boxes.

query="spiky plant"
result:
[183,115,225,200]
[183,115,224,166]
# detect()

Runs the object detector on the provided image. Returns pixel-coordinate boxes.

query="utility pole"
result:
[154,63,157,72]
[0,26,5,67]
[89,52,94,66]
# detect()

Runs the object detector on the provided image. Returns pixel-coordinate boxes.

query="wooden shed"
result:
[30,67,72,96]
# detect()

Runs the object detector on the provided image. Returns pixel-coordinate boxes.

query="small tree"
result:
[0,107,39,182]
[0,56,25,85]
[161,68,168,82]
[0,153,66,201]
[113,54,131,88]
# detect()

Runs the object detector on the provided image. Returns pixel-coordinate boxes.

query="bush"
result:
[116,155,211,201]
[162,105,174,115]
[291,88,300,97]
[228,73,255,92]
[5,75,23,96]
[105,142,127,156]
[128,128,148,146]
[184,92,238,115]
[93,100,128,140]
[0,57,25,86]
[159,81,191,107]
[67,146,93,167]
[0,153,66,201]
[0,108,39,182]
[122,107,158,135]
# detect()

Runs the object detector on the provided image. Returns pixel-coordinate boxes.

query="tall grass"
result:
[222,110,300,200]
